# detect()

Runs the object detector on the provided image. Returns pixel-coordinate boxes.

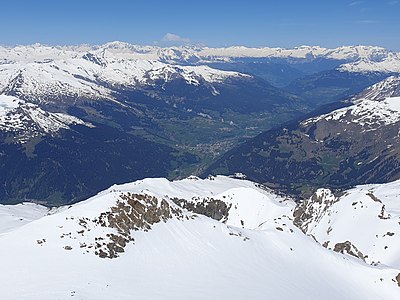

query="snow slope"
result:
[294,179,400,270]
[357,76,400,101]
[304,97,400,129]
[0,203,48,235]
[0,176,398,299]
[0,94,92,140]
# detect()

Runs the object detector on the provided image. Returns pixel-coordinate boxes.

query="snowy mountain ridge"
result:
[1,42,400,72]
[356,76,400,101]
[302,76,400,129]
[0,95,92,141]
[92,42,400,73]
[0,175,399,299]
[2,43,391,61]
[0,51,248,104]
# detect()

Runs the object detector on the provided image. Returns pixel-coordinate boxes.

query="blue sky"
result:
[0,0,399,50]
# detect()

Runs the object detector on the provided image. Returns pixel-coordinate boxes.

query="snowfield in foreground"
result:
[0,176,399,299]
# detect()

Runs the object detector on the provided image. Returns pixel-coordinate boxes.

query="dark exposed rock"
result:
[378,205,390,220]
[333,241,366,261]
[36,239,46,245]
[171,197,231,222]
[92,193,183,259]
[366,192,382,203]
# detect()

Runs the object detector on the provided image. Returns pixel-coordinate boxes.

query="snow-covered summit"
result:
[303,77,400,129]
[339,52,400,73]
[305,97,400,129]
[0,175,399,299]
[356,76,400,101]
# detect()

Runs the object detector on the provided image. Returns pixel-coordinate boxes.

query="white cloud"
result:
[354,20,379,24]
[387,0,399,5]
[348,1,363,6]
[161,33,190,44]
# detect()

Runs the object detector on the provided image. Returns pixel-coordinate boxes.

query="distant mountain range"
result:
[2,42,398,116]
[9,42,395,70]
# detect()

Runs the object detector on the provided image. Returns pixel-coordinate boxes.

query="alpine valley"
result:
[1,42,400,204]
[0,42,400,299]
[205,76,400,197]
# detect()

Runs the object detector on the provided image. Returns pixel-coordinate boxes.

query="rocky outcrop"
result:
[333,241,366,261]
[89,193,185,259]
[293,189,337,233]
[171,196,231,222]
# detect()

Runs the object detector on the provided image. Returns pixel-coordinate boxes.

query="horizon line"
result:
[0,40,397,52]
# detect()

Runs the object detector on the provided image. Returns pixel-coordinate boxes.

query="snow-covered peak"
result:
[0,43,398,107]
[305,97,400,129]
[0,95,93,141]
[339,52,400,73]
[355,76,400,100]
[331,45,389,60]
[302,77,400,129]
[0,175,399,299]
